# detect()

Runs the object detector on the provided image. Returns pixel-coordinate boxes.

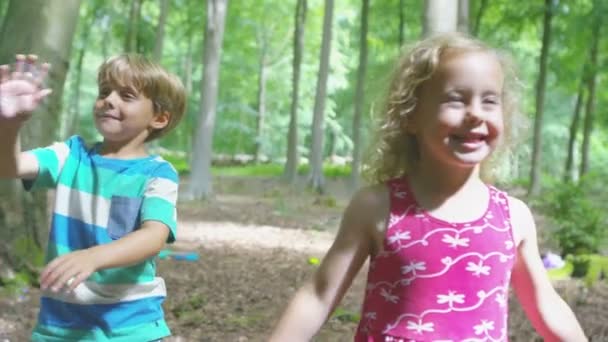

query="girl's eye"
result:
[483,97,500,105]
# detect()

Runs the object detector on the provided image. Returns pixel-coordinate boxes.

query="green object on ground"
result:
[308,257,320,265]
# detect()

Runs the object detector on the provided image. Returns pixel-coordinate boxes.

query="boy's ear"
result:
[150,111,171,130]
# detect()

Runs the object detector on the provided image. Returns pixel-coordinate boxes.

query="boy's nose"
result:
[102,91,119,108]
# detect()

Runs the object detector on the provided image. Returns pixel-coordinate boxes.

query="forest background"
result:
[0,0,606,340]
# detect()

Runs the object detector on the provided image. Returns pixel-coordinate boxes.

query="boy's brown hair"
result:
[97,54,186,141]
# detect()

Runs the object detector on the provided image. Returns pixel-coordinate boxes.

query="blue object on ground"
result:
[543,251,565,269]
[158,249,199,262]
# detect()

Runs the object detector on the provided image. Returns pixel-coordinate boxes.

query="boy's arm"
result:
[40,221,170,292]
[509,197,587,342]
[0,55,51,179]
[269,185,388,342]
[0,122,39,179]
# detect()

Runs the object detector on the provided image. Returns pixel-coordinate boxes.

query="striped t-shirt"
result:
[26,136,178,342]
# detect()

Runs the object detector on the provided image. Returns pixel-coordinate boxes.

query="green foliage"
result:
[161,153,190,175]
[331,307,360,323]
[544,174,606,256]
[0,272,31,296]
[547,260,574,280]
[13,236,45,268]
[567,254,608,286]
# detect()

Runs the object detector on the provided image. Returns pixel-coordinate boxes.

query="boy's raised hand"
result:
[0,54,52,121]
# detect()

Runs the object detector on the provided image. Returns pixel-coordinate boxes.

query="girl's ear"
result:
[150,111,170,130]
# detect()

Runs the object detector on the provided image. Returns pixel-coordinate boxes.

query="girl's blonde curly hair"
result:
[362,32,525,185]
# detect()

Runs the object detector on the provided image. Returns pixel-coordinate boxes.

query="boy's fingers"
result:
[37,88,53,100]
[0,65,9,83]
[34,63,51,87]
[14,54,25,73]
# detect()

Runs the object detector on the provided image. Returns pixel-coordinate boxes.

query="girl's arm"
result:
[269,185,388,342]
[509,197,587,342]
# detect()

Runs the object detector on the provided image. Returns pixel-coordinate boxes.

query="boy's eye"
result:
[121,92,136,100]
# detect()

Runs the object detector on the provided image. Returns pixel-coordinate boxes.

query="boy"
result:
[0,53,186,341]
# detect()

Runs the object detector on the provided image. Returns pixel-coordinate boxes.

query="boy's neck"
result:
[98,139,149,159]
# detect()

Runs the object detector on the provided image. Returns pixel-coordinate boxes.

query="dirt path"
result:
[1,178,607,341]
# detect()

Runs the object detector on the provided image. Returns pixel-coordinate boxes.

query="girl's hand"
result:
[0,54,52,121]
[39,249,99,293]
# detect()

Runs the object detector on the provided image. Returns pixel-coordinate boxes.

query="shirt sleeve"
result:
[22,137,74,191]
[140,162,179,243]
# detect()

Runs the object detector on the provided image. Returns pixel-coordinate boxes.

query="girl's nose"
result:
[465,101,484,123]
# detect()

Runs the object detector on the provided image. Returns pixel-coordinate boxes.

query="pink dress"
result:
[355,178,516,342]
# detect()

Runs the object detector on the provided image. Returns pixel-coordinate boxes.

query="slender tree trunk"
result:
[351,0,369,188]
[183,36,193,93]
[153,0,169,62]
[63,2,102,139]
[398,0,405,47]
[125,0,143,52]
[0,0,81,279]
[254,46,267,163]
[309,0,334,194]
[563,72,585,182]
[528,0,555,196]
[422,0,458,37]
[472,0,488,36]
[284,0,307,183]
[101,13,110,60]
[457,0,469,34]
[580,9,602,177]
[186,0,228,199]
[0,1,8,28]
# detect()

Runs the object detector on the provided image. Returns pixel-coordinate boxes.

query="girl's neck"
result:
[408,160,486,211]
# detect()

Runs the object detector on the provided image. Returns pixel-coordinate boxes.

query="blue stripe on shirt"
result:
[39,296,165,330]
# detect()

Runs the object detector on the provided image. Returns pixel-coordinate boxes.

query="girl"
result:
[269,33,587,342]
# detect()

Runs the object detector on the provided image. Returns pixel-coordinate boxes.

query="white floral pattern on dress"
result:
[436,291,466,306]
[406,320,435,334]
[401,261,426,274]
[473,320,495,335]
[442,234,470,248]
[466,260,491,277]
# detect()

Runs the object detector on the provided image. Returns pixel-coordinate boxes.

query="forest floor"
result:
[1,176,607,341]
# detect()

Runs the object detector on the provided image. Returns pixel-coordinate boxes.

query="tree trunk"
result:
[0,0,81,280]
[472,0,488,36]
[186,0,228,200]
[309,0,334,194]
[398,0,405,47]
[527,0,555,196]
[101,12,110,60]
[351,0,369,188]
[457,0,469,34]
[254,45,267,163]
[124,0,143,52]
[284,0,307,184]
[580,8,601,177]
[183,36,193,94]
[422,0,458,37]
[62,2,102,139]
[0,1,8,28]
[563,72,585,182]
[153,0,169,62]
